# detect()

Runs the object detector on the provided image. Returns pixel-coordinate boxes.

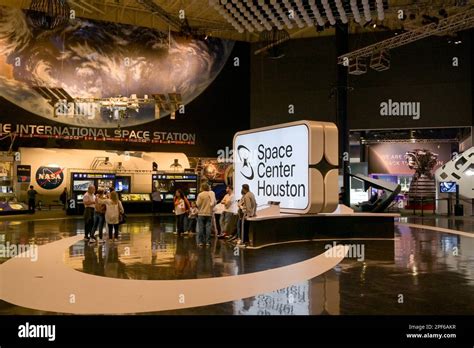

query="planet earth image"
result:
[0,5,234,128]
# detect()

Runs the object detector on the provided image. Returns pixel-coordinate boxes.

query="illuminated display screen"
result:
[72,173,116,179]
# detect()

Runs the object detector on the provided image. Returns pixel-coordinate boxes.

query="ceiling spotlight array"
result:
[213,0,388,34]
[309,0,324,26]
[350,0,362,24]
[376,0,384,20]
[362,0,372,22]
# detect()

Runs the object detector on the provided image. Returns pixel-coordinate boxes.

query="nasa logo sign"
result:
[36,166,64,190]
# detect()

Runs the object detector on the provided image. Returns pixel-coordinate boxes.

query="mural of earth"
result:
[0,6,234,128]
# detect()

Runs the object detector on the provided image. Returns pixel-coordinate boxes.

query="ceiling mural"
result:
[0,5,234,128]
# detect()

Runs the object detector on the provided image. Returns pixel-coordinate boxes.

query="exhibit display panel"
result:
[152,173,198,202]
[0,154,14,198]
[121,194,151,202]
[71,173,116,202]
[435,146,474,216]
[234,120,339,214]
[18,148,190,203]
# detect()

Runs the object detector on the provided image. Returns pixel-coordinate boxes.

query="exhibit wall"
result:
[250,31,472,130]
[367,143,452,175]
[0,6,250,157]
[18,147,190,202]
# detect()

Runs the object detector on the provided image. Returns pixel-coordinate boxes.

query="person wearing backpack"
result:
[196,183,216,247]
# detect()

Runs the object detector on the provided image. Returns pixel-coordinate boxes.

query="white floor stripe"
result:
[396,222,474,238]
[0,236,348,314]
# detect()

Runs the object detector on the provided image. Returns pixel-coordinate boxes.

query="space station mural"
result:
[0,5,234,128]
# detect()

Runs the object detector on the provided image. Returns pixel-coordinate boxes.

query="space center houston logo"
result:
[237,145,254,180]
[234,125,309,210]
[36,166,64,190]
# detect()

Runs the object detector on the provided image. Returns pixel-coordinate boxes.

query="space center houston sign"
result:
[234,120,339,214]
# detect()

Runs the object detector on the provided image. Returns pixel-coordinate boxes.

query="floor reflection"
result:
[1,215,474,315]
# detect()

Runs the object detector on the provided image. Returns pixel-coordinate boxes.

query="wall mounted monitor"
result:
[115,176,131,193]
[439,181,457,193]
[73,180,95,191]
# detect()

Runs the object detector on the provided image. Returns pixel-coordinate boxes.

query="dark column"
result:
[359,131,366,162]
[471,29,474,151]
[336,22,350,206]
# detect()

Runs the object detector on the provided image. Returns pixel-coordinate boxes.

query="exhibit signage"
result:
[234,120,339,214]
[0,122,196,145]
[36,166,64,190]
[235,125,309,210]
[368,143,450,175]
[17,165,31,183]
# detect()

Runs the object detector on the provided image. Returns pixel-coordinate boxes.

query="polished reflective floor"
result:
[1,214,474,315]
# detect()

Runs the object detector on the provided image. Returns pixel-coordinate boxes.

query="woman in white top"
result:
[218,185,238,238]
[99,191,124,240]
[173,189,189,236]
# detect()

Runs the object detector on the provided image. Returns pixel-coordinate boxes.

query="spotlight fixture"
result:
[218,0,391,34]
[370,50,390,71]
[363,19,373,28]
[348,57,367,75]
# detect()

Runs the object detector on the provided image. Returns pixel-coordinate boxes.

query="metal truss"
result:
[135,0,182,30]
[337,7,474,64]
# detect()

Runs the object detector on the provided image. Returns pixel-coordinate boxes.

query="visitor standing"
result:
[59,187,68,210]
[100,191,124,241]
[151,189,162,214]
[235,184,256,246]
[174,189,189,236]
[27,185,38,214]
[196,183,216,247]
[82,185,96,241]
[186,201,199,234]
[218,185,238,239]
[91,189,106,243]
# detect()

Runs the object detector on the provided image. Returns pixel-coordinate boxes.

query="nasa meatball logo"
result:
[36,166,64,190]
[237,145,254,180]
